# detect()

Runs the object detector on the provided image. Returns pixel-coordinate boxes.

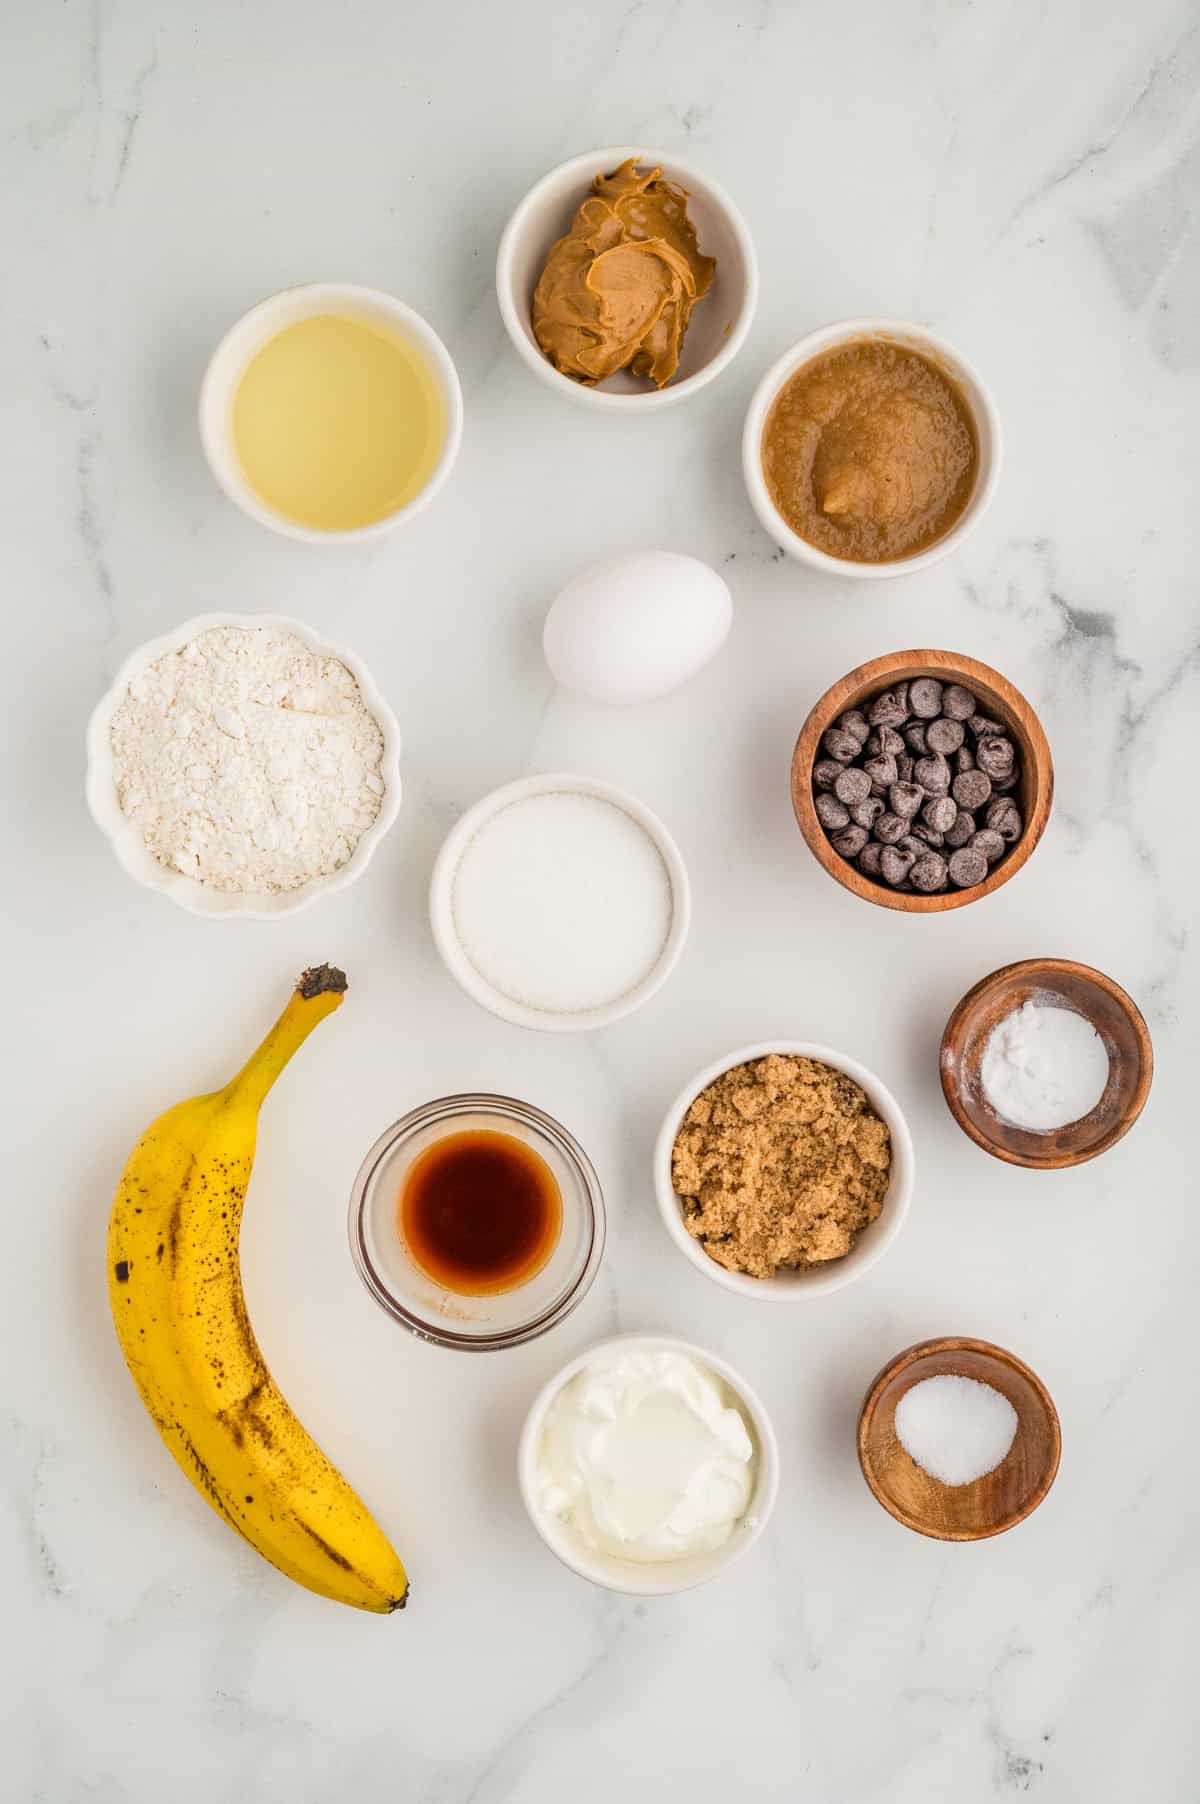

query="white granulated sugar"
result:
[895,1374,1018,1487]
[110,625,386,894]
[451,792,673,1013]
[980,999,1110,1132]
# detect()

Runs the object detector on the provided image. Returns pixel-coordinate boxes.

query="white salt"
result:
[451,791,673,1013]
[980,999,1110,1132]
[894,1374,1017,1487]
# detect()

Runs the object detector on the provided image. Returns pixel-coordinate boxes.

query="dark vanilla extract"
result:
[399,1130,561,1295]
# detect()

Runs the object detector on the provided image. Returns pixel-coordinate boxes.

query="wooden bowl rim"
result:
[939,957,1154,1169]
[857,1335,1062,1541]
[790,649,1053,913]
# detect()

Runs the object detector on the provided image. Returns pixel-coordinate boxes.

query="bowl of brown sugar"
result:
[742,319,1001,577]
[653,1042,914,1299]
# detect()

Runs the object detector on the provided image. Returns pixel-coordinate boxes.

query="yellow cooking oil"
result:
[231,314,444,531]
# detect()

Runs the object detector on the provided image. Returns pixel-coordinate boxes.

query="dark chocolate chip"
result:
[922,794,958,833]
[862,753,898,794]
[945,808,976,848]
[850,796,885,830]
[834,709,870,745]
[969,827,1006,864]
[888,781,924,819]
[926,716,965,755]
[903,723,929,756]
[858,841,885,878]
[813,759,844,792]
[830,824,869,857]
[975,735,1016,781]
[833,766,871,806]
[816,794,851,831]
[914,754,951,795]
[948,846,988,887]
[880,846,916,886]
[896,753,915,783]
[910,823,945,849]
[955,744,976,773]
[821,727,861,763]
[985,798,1023,842]
[952,769,993,811]
[908,677,944,719]
[866,725,905,758]
[942,684,977,721]
[874,812,907,845]
[968,713,1006,739]
[910,851,948,892]
[867,685,909,728]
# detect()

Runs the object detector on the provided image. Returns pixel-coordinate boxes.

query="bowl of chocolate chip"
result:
[791,650,1053,912]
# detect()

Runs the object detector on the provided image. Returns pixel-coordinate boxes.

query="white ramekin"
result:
[198,283,463,543]
[429,773,690,1033]
[655,1041,914,1299]
[517,1332,779,1595]
[496,146,758,413]
[85,611,402,919]
[741,318,1002,578]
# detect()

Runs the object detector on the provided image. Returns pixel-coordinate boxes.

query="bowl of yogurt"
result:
[517,1334,778,1594]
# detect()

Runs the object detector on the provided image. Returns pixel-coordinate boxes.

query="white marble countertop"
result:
[5,1,1199,1798]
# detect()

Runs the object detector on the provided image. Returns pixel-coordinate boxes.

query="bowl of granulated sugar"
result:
[429,774,690,1032]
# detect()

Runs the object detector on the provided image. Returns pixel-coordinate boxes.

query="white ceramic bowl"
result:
[496,146,758,412]
[199,282,463,543]
[85,611,402,919]
[742,318,1002,578]
[654,1041,914,1298]
[517,1333,779,1595]
[429,773,690,1032]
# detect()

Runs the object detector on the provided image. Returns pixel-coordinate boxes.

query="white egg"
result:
[542,551,732,705]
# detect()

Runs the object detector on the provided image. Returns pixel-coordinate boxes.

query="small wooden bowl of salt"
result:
[939,957,1153,1169]
[858,1337,1061,1541]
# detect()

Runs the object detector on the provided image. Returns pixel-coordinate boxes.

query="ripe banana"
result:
[107,965,408,1613]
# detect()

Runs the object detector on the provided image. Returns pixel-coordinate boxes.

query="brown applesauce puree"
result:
[762,339,978,563]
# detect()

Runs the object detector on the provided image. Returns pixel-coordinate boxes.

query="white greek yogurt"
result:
[534,1346,757,1562]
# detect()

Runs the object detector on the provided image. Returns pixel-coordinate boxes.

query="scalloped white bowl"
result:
[85,611,402,918]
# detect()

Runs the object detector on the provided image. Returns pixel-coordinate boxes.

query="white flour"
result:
[110,625,386,894]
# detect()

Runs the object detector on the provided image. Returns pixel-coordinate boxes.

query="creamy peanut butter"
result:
[762,339,978,562]
[532,160,715,389]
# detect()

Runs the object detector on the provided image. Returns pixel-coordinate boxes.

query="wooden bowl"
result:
[940,957,1153,1169]
[857,1337,1061,1540]
[791,650,1053,913]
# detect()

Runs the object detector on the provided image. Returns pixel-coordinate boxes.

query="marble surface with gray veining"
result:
[3,1,1199,1798]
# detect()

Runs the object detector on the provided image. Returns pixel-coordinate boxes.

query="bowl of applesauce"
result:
[742,319,1001,579]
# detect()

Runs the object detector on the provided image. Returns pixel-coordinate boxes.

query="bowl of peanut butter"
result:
[497,146,758,410]
[743,320,1001,577]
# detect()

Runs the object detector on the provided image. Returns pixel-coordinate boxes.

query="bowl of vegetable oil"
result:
[199,282,463,542]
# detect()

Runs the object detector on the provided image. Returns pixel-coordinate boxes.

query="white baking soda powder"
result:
[451,792,673,1013]
[980,1000,1110,1132]
[895,1375,1018,1487]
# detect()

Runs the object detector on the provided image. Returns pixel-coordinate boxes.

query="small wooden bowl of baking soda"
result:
[939,957,1153,1169]
[857,1337,1061,1541]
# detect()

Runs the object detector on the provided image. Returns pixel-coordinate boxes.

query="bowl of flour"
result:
[86,613,401,917]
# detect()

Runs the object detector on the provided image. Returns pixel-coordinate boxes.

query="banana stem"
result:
[223,966,347,1111]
